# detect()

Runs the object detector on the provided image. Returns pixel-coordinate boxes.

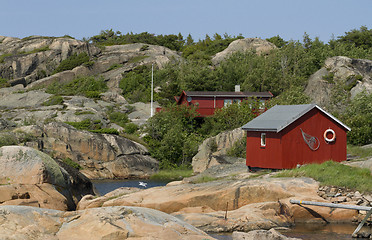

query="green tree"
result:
[145,105,201,168]
[266,35,287,48]
[337,26,372,50]
[341,92,372,145]
[201,98,261,136]
[186,34,194,46]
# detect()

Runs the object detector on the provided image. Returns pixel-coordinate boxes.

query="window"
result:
[224,99,232,107]
[261,133,266,147]
[259,100,265,110]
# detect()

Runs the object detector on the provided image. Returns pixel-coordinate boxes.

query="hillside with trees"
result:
[0,26,371,171]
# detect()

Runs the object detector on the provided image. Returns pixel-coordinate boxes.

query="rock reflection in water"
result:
[209,224,372,240]
[92,179,169,195]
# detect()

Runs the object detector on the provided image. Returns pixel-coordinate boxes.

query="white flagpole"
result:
[150,64,154,117]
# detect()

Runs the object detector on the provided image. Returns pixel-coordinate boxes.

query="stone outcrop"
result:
[0,205,214,240]
[212,38,277,65]
[305,56,372,108]
[0,146,94,210]
[78,177,359,232]
[0,36,181,94]
[0,36,100,84]
[18,122,158,179]
[192,127,246,173]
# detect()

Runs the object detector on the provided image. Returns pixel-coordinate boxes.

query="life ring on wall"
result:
[324,129,336,142]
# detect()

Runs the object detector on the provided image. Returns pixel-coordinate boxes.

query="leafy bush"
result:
[0,134,18,147]
[227,137,246,158]
[46,76,107,98]
[107,111,129,128]
[90,128,119,135]
[64,119,119,135]
[65,119,102,131]
[0,77,10,88]
[341,92,372,145]
[145,105,201,169]
[201,98,261,136]
[124,123,138,134]
[119,65,152,103]
[52,52,90,74]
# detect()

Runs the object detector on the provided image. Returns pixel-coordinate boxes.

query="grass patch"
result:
[128,55,149,63]
[62,158,82,170]
[0,134,18,147]
[108,111,129,127]
[107,63,123,72]
[150,169,193,181]
[192,174,218,184]
[75,110,94,115]
[65,119,119,135]
[249,170,272,178]
[276,161,372,193]
[19,45,50,55]
[121,132,147,147]
[42,95,64,106]
[0,77,10,88]
[0,53,13,63]
[45,76,107,98]
[52,52,90,74]
[90,128,119,135]
[65,119,102,131]
[347,145,372,159]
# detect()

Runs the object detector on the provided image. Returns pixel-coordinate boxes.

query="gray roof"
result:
[241,104,351,132]
[185,91,273,98]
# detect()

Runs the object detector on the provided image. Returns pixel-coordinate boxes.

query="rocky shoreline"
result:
[1,145,372,239]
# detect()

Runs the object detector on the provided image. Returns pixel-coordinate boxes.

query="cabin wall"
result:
[281,109,347,169]
[245,108,348,169]
[184,96,270,117]
[246,131,283,169]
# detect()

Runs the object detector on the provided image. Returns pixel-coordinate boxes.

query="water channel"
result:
[92,180,371,239]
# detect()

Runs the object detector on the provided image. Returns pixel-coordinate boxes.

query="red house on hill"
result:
[175,89,273,117]
[241,104,350,169]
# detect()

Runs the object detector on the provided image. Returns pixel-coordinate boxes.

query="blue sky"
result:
[1,0,371,43]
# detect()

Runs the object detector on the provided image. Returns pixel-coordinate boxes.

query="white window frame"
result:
[224,99,232,107]
[261,133,266,147]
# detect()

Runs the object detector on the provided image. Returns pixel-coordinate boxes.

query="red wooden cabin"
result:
[241,104,350,169]
[175,90,273,117]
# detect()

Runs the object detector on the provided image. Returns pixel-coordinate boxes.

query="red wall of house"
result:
[246,131,283,169]
[246,108,348,169]
[181,97,245,117]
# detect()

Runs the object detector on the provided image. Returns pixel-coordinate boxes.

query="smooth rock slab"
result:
[0,205,215,240]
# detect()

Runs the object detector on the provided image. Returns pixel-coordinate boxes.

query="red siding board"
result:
[246,108,348,169]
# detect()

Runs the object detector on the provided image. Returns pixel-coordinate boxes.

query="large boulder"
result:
[0,146,94,210]
[305,56,372,109]
[192,127,246,173]
[212,38,277,65]
[19,122,158,179]
[0,205,214,240]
